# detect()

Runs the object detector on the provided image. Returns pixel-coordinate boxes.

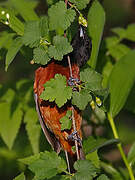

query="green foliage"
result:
[9,0,39,21]
[106,24,135,62]
[83,136,119,154]
[86,150,100,168]
[108,43,130,61]
[69,0,90,10]
[46,0,59,6]
[13,173,25,180]
[80,66,102,91]
[125,84,135,114]
[33,47,50,65]
[19,153,41,165]
[111,24,135,42]
[97,174,110,180]
[60,110,72,130]
[100,161,123,180]
[126,24,135,41]
[24,108,41,154]
[73,160,98,180]
[0,7,24,35]
[0,0,135,179]
[48,1,76,32]
[87,0,105,69]
[23,21,43,48]
[48,35,73,60]
[5,37,23,71]
[0,31,15,49]
[40,74,72,108]
[0,89,23,149]
[72,90,92,110]
[28,151,67,180]
[108,50,135,117]
[71,66,104,110]
[128,142,135,167]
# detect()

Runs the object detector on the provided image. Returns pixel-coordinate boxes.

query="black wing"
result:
[34,93,61,153]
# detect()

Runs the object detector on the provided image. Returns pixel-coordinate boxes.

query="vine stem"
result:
[67,55,80,160]
[72,106,80,160]
[107,112,135,180]
[65,0,80,161]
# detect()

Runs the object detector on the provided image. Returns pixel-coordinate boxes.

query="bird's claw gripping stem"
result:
[68,77,80,86]
[68,130,82,147]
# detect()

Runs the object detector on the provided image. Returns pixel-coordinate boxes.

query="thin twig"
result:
[65,0,68,7]
[68,1,80,15]
[65,0,80,161]
[67,55,73,77]
[72,106,80,160]
[67,56,80,160]
[65,150,71,173]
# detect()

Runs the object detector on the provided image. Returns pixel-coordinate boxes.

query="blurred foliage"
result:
[0,0,135,180]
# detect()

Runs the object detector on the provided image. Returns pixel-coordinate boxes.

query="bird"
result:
[34,25,92,172]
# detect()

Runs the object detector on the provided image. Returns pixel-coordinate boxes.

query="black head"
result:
[71,25,92,67]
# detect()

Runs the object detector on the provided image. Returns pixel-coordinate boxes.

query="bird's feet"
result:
[68,77,81,91]
[68,131,82,147]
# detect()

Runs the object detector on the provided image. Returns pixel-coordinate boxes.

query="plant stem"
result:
[107,112,135,180]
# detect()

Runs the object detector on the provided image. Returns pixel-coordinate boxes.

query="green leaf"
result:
[48,35,73,60]
[108,50,135,117]
[108,43,131,61]
[97,174,110,180]
[105,36,120,49]
[125,84,135,114]
[0,7,24,35]
[92,105,106,123]
[80,67,102,91]
[13,173,25,180]
[72,90,92,110]
[23,16,49,48]
[39,16,49,38]
[33,47,50,65]
[0,32,15,49]
[0,88,15,103]
[0,96,23,149]
[86,150,100,168]
[87,0,105,69]
[102,59,113,88]
[15,79,34,112]
[69,0,90,10]
[128,142,135,166]
[9,0,39,21]
[60,110,72,130]
[5,37,23,71]
[19,153,41,165]
[46,0,59,6]
[40,74,72,108]
[100,161,123,180]
[29,151,67,180]
[83,136,119,154]
[24,108,41,154]
[126,24,135,42]
[111,27,126,39]
[73,160,97,180]
[23,21,41,48]
[48,1,76,31]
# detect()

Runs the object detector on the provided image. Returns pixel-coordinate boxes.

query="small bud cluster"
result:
[0,10,10,25]
[79,14,87,27]
[90,97,102,110]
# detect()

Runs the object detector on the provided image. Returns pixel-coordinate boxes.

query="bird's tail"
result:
[65,146,85,173]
